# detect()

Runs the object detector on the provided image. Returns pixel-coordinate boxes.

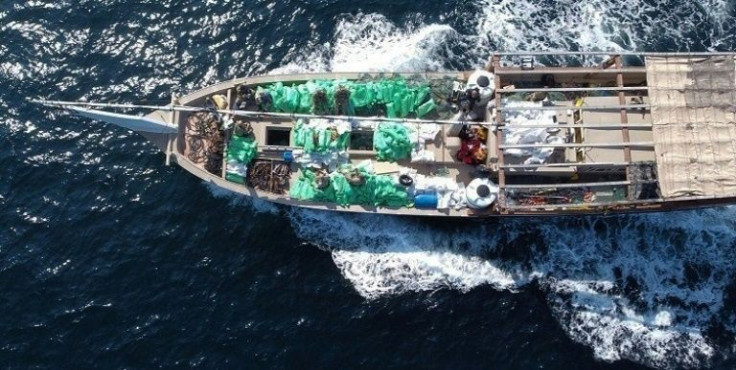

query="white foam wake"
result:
[289,205,736,369]
[332,250,517,297]
[289,209,524,298]
[272,3,736,368]
[271,13,458,74]
[204,182,280,215]
[475,0,733,56]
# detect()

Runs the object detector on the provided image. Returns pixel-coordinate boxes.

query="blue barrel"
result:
[282,151,294,163]
[414,193,438,209]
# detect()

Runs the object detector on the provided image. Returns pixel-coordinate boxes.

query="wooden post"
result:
[600,56,617,69]
[170,92,176,124]
[615,55,633,199]
[486,52,496,72]
[222,128,231,179]
[492,56,507,213]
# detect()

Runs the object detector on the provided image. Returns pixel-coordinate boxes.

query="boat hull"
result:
[49,52,736,217]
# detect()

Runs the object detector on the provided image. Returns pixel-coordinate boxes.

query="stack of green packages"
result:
[257,78,436,118]
[289,165,410,207]
[225,135,257,184]
[291,119,350,153]
[373,122,414,162]
[288,170,338,203]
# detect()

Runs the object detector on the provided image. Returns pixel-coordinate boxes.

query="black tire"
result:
[476,185,491,198]
[399,174,414,186]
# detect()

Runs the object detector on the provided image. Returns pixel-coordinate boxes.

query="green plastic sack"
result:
[289,170,338,203]
[259,78,434,118]
[373,122,413,162]
[416,98,436,117]
[350,84,370,108]
[289,166,410,208]
[291,119,350,153]
[385,103,396,118]
[298,85,313,113]
[227,135,257,164]
[226,173,246,185]
[283,86,300,113]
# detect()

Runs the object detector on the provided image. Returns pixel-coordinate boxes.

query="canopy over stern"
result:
[646,55,736,199]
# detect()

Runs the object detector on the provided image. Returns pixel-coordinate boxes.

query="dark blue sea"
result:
[3,1,736,369]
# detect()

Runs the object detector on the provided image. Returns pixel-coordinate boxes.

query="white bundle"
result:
[502,100,561,164]
[226,160,248,176]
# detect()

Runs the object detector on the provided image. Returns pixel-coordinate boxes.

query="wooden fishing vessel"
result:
[36,52,736,217]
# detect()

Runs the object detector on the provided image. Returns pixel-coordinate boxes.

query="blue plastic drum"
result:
[414,193,439,209]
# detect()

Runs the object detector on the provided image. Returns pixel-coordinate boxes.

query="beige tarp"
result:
[646,56,736,198]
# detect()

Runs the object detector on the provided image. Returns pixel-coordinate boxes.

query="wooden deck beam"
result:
[615,56,634,200]
[504,180,635,190]
[494,67,647,75]
[497,86,648,93]
[500,142,654,150]
[498,104,650,111]
[500,161,633,170]
[498,123,652,130]
[505,198,664,212]
[492,55,507,212]
[492,51,736,57]
[499,86,736,93]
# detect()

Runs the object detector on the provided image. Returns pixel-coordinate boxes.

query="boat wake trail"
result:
[271,13,459,74]
[279,1,736,368]
[275,0,735,74]
[288,208,736,369]
[288,210,523,297]
[476,0,733,53]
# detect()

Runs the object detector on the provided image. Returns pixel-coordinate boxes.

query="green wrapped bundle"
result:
[291,119,350,154]
[227,135,257,164]
[288,168,410,208]
[373,122,414,162]
[416,98,436,118]
[385,103,397,118]
[369,174,411,207]
[258,78,434,117]
[226,173,246,185]
[289,170,338,203]
[329,173,353,206]
[343,171,410,207]
[297,84,313,113]
[350,83,375,108]
[282,86,300,113]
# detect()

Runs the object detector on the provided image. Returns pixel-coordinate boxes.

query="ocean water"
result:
[2,1,736,369]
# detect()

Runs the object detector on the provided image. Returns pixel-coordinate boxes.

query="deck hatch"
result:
[265,126,291,147]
